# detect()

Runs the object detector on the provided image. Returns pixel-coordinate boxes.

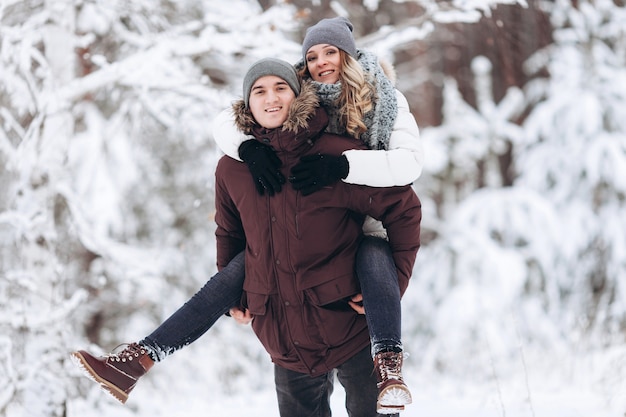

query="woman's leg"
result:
[140,250,246,361]
[71,251,246,403]
[355,236,402,355]
[355,237,412,413]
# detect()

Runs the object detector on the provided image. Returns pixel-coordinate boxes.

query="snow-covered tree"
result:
[405,1,626,408]
[519,0,626,335]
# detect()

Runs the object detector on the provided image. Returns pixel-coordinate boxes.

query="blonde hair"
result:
[300,50,374,139]
[339,52,374,138]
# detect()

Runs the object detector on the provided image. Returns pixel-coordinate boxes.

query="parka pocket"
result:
[303,273,360,307]
[246,292,296,360]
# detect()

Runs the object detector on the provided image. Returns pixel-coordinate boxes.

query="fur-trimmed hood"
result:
[231,80,322,136]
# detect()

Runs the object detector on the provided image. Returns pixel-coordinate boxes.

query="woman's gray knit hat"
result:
[243,58,300,108]
[302,16,357,59]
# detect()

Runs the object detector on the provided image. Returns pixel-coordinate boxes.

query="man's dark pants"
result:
[274,345,398,417]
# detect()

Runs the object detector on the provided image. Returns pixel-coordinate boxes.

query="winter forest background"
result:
[1,0,625,416]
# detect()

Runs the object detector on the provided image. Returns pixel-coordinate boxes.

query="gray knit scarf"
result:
[298,49,398,150]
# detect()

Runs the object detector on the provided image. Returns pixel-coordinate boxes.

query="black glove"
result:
[289,153,349,196]
[238,139,285,196]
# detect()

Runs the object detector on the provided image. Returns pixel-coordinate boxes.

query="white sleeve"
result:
[211,108,255,161]
[342,90,424,187]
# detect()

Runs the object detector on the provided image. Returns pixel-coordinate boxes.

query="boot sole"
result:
[377,403,406,414]
[71,351,129,404]
[377,384,412,413]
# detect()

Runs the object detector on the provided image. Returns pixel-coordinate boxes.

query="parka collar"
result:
[232,80,323,138]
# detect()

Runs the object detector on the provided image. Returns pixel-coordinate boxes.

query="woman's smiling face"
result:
[305,44,342,84]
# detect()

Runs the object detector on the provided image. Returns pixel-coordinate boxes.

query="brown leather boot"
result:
[72,343,154,404]
[374,350,412,414]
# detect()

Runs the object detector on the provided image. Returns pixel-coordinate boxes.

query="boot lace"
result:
[108,343,146,363]
[376,351,404,382]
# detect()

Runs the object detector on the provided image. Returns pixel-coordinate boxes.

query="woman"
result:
[72,17,421,414]
[213,16,422,412]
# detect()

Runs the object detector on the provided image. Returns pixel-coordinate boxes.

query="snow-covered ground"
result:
[68,355,626,417]
[65,317,626,417]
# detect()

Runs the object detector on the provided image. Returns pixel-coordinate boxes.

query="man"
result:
[215,57,421,417]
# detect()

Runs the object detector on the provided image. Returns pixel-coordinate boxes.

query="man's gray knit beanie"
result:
[243,58,300,108]
[302,16,357,59]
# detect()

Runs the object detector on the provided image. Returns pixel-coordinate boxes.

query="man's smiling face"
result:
[248,75,296,129]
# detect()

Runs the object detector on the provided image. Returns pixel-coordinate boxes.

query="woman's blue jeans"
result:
[140,251,245,361]
[140,236,402,360]
[356,236,403,355]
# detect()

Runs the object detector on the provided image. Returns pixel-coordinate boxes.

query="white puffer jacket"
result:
[212,89,423,187]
